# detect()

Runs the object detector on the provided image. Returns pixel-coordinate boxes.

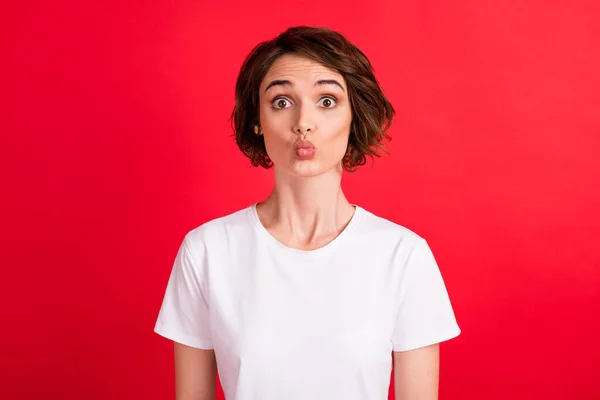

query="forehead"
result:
[261,54,345,90]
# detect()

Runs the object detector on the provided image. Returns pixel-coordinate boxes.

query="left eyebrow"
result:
[263,79,346,93]
[314,79,345,92]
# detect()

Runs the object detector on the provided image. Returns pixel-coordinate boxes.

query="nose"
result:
[295,126,311,138]
[292,103,316,138]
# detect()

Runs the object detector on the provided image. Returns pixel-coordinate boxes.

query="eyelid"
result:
[318,95,338,107]
[320,94,338,101]
[271,95,293,102]
[270,94,339,109]
[271,96,294,109]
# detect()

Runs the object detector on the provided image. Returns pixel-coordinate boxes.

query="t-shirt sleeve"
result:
[154,234,213,349]
[391,238,461,352]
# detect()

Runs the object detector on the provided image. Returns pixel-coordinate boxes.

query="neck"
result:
[257,165,355,246]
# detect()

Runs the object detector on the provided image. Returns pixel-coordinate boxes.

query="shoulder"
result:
[182,204,255,252]
[357,205,424,246]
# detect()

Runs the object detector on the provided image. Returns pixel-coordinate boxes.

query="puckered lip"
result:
[294,139,315,149]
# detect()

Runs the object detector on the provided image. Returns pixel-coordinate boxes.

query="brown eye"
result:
[319,97,337,108]
[272,97,291,109]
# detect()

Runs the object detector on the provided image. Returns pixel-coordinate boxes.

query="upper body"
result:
[155,26,461,399]
[155,202,461,399]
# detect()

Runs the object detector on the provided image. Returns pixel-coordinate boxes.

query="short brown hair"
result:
[230,26,395,172]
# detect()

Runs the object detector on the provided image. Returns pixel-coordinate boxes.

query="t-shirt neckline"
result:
[248,202,364,260]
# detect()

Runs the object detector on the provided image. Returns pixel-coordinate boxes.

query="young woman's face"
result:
[258,54,352,177]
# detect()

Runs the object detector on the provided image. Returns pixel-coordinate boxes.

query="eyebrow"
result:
[263,79,345,93]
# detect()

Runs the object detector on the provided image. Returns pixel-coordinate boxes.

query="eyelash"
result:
[270,95,338,110]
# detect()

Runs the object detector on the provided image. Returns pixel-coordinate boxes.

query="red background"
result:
[1,1,599,399]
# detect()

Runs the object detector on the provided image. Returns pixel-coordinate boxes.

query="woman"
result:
[154,26,461,399]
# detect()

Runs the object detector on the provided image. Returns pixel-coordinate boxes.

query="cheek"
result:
[262,132,291,163]
[327,107,352,134]
[259,111,286,155]
[333,133,351,159]
[259,108,287,139]
[325,115,352,146]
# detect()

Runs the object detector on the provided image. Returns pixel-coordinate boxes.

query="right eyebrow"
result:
[264,80,292,93]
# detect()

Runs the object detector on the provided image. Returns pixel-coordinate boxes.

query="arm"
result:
[393,343,440,400]
[174,342,217,400]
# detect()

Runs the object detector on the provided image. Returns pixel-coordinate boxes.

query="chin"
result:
[284,158,343,178]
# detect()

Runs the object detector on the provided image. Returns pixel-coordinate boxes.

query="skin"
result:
[393,344,440,400]
[254,53,356,250]
[174,343,216,400]
[174,54,440,399]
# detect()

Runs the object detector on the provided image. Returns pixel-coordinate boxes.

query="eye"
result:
[318,96,337,108]
[271,97,292,109]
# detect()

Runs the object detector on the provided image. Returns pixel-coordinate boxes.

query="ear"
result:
[254,125,262,135]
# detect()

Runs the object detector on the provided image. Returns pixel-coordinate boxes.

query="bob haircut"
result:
[230,26,395,172]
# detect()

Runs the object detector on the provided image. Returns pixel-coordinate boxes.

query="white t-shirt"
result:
[154,203,461,399]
